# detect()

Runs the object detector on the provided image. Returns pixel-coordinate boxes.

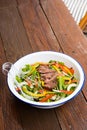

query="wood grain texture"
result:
[0,0,17,8]
[40,0,87,99]
[55,93,87,130]
[0,37,23,130]
[0,107,4,130]
[18,0,61,52]
[0,37,5,130]
[17,0,39,6]
[0,6,32,63]
[17,103,61,130]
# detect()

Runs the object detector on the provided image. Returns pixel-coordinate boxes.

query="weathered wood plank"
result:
[0,107,4,130]
[0,36,23,130]
[0,0,17,8]
[40,0,87,99]
[0,37,5,130]
[55,93,87,130]
[0,6,33,130]
[17,103,61,130]
[17,0,39,6]
[18,0,61,52]
[0,6,32,63]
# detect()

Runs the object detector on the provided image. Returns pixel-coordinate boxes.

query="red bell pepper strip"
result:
[39,94,54,102]
[15,87,21,94]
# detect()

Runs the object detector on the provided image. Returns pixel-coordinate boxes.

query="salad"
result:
[14,60,78,102]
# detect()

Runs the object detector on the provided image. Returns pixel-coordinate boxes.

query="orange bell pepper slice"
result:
[39,94,54,102]
[55,63,74,75]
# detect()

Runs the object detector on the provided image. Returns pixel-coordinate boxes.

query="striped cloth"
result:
[62,0,87,27]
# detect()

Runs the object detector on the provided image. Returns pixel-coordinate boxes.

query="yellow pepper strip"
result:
[68,79,71,84]
[27,63,39,76]
[22,86,55,98]
[63,76,71,84]
[63,77,70,80]
[22,86,47,97]
[27,67,35,76]
[52,65,61,74]
[41,81,45,86]
[32,63,40,68]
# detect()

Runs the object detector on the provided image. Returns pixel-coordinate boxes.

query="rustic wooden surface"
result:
[0,0,87,130]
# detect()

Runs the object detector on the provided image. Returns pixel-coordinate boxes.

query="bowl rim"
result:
[7,51,85,107]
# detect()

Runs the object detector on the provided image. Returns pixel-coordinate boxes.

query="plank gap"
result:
[39,0,64,52]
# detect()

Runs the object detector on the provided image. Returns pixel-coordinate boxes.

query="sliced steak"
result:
[38,64,58,89]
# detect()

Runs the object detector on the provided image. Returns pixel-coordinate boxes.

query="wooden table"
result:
[0,0,87,130]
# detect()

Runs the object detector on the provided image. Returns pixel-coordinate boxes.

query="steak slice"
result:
[38,64,58,89]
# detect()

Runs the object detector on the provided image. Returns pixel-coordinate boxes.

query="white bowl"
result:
[6,51,85,109]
